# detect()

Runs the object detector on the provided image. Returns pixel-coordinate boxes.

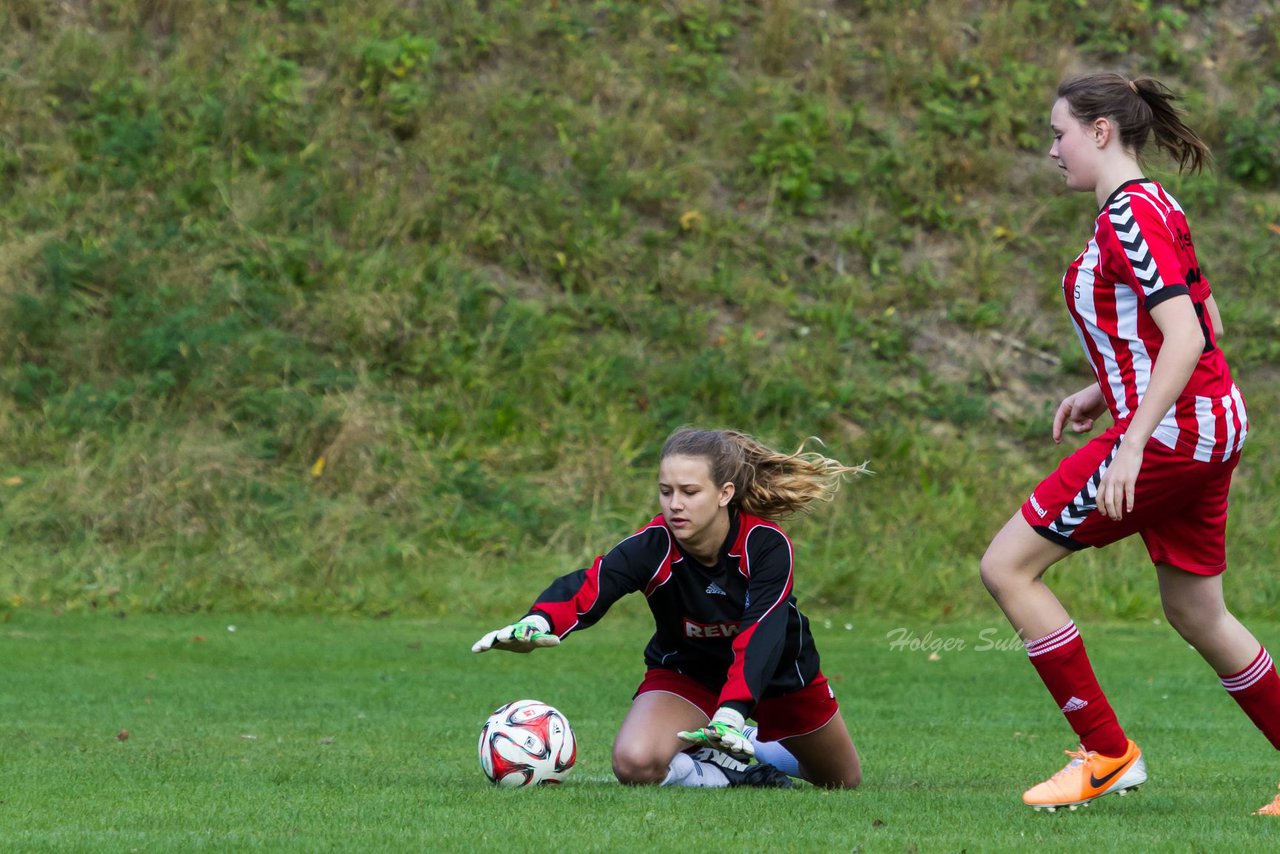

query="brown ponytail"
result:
[1058,72,1210,174]
[661,427,868,520]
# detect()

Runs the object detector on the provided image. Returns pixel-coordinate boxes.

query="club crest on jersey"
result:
[684,618,741,639]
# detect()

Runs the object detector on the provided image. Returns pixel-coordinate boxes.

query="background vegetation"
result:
[3,0,1280,620]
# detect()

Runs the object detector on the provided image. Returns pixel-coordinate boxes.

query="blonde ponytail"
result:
[661,427,868,520]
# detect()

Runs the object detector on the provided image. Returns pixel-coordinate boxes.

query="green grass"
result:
[3,611,1278,851]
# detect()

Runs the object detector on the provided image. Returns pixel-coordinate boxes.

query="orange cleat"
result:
[1022,739,1146,812]
[1255,784,1280,816]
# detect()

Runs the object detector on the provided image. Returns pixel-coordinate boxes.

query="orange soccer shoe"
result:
[1022,739,1147,812]
[1255,783,1280,816]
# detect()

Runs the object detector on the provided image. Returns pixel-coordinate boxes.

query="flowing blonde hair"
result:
[661,427,868,520]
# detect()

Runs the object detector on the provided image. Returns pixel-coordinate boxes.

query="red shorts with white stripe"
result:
[634,668,839,742]
[1021,425,1239,575]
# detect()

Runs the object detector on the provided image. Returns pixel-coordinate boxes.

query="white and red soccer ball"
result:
[478,699,577,787]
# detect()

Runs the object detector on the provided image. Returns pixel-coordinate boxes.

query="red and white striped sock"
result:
[1220,646,1280,750]
[1025,621,1129,757]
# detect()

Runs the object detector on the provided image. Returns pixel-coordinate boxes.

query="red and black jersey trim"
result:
[521,511,822,714]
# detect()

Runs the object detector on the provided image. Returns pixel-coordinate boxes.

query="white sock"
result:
[660,752,730,787]
[744,725,803,779]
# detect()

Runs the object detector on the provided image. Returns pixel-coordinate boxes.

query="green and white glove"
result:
[677,707,754,760]
[471,615,560,654]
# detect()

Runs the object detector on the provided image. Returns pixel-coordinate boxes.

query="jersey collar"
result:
[1099,177,1150,213]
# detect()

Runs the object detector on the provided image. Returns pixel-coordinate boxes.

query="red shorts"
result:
[1021,426,1239,575]
[634,668,839,742]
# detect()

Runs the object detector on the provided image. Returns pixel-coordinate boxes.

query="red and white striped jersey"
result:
[1062,179,1247,463]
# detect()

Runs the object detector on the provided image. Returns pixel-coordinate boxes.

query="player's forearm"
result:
[1205,294,1224,338]
[1124,327,1201,448]
[1076,381,1108,420]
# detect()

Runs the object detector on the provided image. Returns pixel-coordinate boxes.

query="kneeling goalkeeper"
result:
[473,427,865,790]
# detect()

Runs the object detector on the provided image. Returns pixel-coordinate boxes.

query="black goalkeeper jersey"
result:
[526,511,822,718]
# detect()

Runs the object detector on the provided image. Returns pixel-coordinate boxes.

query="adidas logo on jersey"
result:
[1061,696,1089,713]
[705,582,727,595]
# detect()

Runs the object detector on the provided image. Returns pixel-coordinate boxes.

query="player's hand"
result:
[677,707,754,760]
[471,615,560,654]
[1096,439,1142,521]
[1053,384,1107,443]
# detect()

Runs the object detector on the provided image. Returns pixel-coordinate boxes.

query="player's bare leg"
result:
[979,512,1074,639]
[612,691,707,785]
[1156,564,1259,672]
[776,713,861,788]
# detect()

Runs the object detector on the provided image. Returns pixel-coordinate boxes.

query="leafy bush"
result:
[749,103,863,213]
[1221,87,1280,187]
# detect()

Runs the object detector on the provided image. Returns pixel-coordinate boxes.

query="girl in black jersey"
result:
[473,427,865,789]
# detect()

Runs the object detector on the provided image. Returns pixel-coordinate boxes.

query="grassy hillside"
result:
[2,0,1279,618]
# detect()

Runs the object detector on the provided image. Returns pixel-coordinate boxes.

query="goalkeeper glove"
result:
[677,707,754,760]
[471,615,560,654]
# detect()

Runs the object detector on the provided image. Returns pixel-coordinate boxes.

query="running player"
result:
[980,72,1280,815]
[472,427,866,789]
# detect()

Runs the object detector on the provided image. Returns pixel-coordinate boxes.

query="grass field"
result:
[3,610,1278,852]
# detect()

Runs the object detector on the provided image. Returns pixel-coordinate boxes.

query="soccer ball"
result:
[478,699,577,787]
